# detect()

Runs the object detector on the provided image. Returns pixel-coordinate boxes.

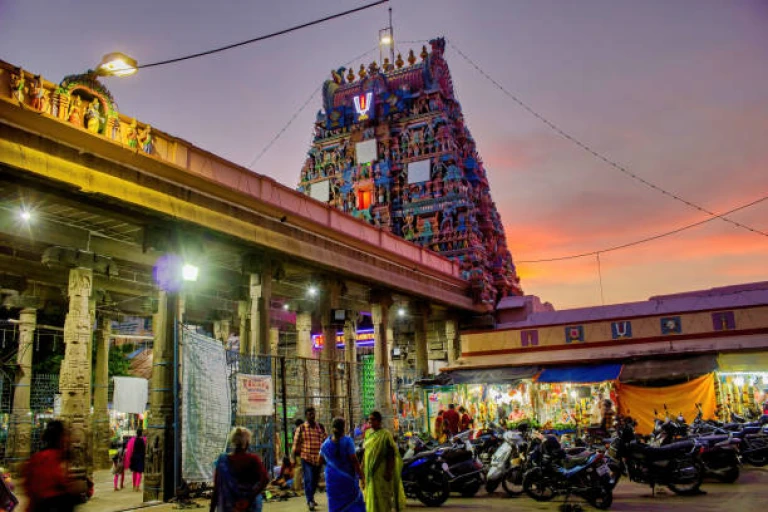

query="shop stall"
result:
[443,366,540,428]
[716,352,768,418]
[534,364,622,433]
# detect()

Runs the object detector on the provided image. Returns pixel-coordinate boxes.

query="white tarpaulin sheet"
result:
[112,376,148,414]
[182,331,231,483]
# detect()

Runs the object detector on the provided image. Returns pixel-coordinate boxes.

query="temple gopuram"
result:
[298,38,522,309]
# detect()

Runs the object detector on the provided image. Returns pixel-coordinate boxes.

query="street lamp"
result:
[19,208,32,222]
[307,285,318,297]
[181,264,199,282]
[96,52,138,77]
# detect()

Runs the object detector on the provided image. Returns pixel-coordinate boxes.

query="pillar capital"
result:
[42,246,118,277]
[369,289,393,309]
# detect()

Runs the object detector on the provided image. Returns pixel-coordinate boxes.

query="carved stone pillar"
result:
[414,302,431,377]
[238,300,251,355]
[7,308,36,469]
[343,317,358,426]
[144,291,175,502]
[59,267,94,483]
[371,293,393,428]
[445,318,460,365]
[249,270,272,355]
[92,314,112,469]
[322,281,343,417]
[270,328,279,356]
[296,312,313,359]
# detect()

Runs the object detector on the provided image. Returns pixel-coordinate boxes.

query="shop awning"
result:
[537,364,622,383]
[718,352,768,372]
[442,366,540,385]
[619,355,717,383]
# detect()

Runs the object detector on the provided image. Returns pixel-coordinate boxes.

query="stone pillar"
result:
[213,319,231,346]
[59,267,94,483]
[371,293,393,428]
[445,318,460,365]
[321,281,343,417]
[414,302,431,377]
[144,291,175,503]
[343,317,358,426]
[92,314,112,469]
[7,308,36,469]
[296,312,313,359]
[238,300,251,355]
[270,328,279,356]
[250,270,272,355]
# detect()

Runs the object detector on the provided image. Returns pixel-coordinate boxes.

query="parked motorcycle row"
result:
[390,407,768,508]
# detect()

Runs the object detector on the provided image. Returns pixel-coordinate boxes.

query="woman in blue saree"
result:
[320,417,366,512]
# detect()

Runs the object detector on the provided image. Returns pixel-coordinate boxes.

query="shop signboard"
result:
[237,374,274,416]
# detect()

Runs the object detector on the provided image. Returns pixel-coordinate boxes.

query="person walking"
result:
[459,406,473,432]
[210,427,269,512]
[22,420,85,512]
[292,418,305,494]
[112,438,126,491]
[292,407,326,511]
[320,418,365,512]
[362,411,406,512]
[125,428,146,492]
[443,404,460,437]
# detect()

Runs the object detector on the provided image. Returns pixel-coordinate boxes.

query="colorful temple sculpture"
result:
[298,38,522,307]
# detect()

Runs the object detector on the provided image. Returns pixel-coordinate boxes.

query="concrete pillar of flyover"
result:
[59,267,94,483]
[371,292,394,429]
[343,316,358,427]
[144,291,175,503]
[296,311,313,359]
[92,313,112,470]
[7,307,37,470]
[414,302,431,377]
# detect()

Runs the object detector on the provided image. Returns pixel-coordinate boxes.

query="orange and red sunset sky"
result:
[2,0,766,309]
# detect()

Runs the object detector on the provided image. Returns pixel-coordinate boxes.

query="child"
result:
[112,441,125,491]
[271,457,294,490]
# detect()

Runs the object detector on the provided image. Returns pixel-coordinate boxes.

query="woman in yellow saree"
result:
[363,411,407,511]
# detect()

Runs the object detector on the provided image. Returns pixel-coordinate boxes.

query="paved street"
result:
[14,467,768,511]
[101,467,768,511]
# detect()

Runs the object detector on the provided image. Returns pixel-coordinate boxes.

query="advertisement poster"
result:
[237,374,274,416]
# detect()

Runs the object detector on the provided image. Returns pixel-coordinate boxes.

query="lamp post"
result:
[378,7,395,67]
[95,52,138,77]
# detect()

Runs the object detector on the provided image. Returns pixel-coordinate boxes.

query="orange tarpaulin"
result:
[616,373,717,435]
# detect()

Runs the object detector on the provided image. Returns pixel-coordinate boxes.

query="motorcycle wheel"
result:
[460,479,482,498]
[667,462,704,496]
[744,452,768,467]
[607,460,622,490]
[416,470,450,507]
[523,468,555,502]
[484,479,500,493]
[501,466,524,496]
[588,486,613,510]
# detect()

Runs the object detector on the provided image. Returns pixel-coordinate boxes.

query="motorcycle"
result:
[608,416,704,495]
[400,444,451,507]
[485,425,532,495]
[690,403,768,467]
[522,435,613,509]
[407,436,484,497]
[652,405,741,483]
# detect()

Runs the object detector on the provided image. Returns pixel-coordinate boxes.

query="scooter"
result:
[485,427,529,495]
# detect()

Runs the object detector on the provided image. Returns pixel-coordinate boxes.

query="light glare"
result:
[19,209,32,222]
[308,286,317,297]
[181,264,199,282]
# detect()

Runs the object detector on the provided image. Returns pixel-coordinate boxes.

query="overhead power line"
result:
[447,40,768,240]
[517,193,768,263]
[138,0,389,70]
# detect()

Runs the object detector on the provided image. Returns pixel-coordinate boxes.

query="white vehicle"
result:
[485,429,527,495]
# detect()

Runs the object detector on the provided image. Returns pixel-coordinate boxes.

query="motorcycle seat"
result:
[563,454,592,467]
[696,435,730,445]
[630,439,695,459]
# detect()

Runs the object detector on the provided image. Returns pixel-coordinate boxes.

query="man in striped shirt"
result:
[292,406,326,511]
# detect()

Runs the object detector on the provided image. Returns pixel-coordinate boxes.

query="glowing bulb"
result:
[398,308,406,317]
[308,286,317,297]
[380,35,392,45]
[20,209,32,222]
[570,390,578,399]
[181,264,199,282]
[283,304,290,311]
